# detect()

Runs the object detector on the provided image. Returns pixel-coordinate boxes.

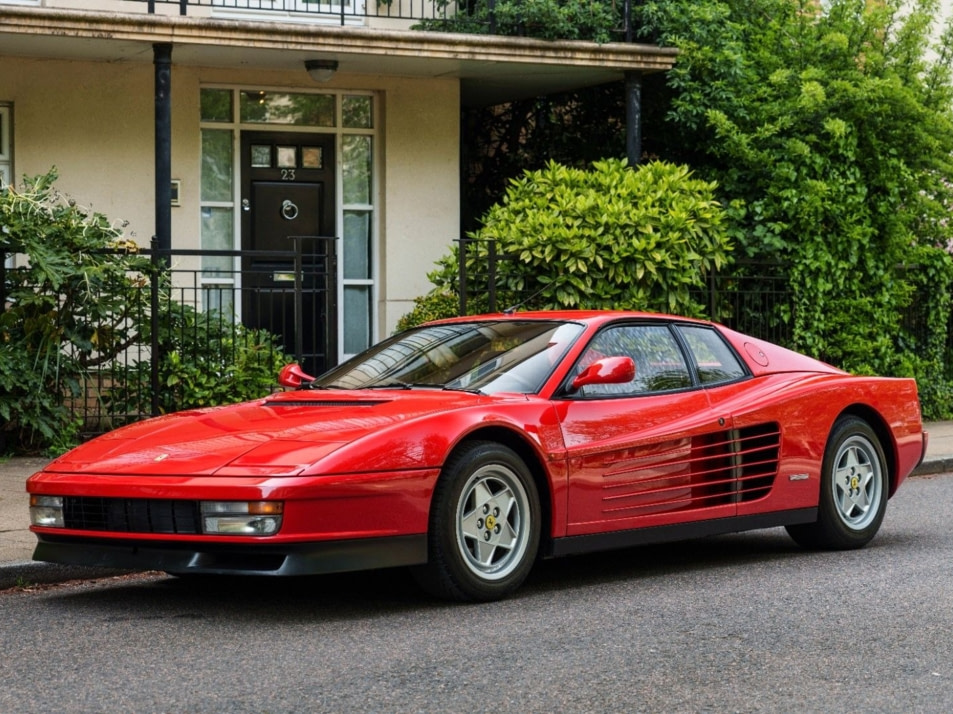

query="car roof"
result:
[426,310,714,329]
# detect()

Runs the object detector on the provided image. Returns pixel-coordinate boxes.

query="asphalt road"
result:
[2,473,952,713]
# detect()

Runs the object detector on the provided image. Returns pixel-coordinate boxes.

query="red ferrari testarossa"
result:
[28,311,926,600]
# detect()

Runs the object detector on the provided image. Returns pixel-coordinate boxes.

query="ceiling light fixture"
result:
[305,59,339,83]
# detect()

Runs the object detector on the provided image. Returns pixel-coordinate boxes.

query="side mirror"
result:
[571,356,636,391]
[278,363,316,389]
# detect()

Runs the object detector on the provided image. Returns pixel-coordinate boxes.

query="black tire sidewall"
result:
[428,441,541,601]
[816,417,888,549]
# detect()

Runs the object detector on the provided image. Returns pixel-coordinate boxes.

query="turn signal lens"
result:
[30,495,64,528]
[200,501,283,536]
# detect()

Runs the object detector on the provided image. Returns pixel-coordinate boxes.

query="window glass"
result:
[201,129,233,202]
[302,146,324,169]
[343,285,372,354]
[200,207,233,277]
[200,88,233,123]
[343,135,371,204]
[343,95,373,129]
[577,324,692,397]
[343,211,371,280]
[0,104,11,187]
[678,325,748,384]
[240,91,336,127]
[319,320,583,394]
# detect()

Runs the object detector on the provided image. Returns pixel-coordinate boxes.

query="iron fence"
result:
[455,238,953,365]
[5,240,953,441]
[2,241,334,441]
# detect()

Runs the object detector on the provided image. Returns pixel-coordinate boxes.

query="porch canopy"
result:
[0,6,677,108]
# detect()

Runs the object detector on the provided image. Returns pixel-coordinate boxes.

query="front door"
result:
[241,131,336,375]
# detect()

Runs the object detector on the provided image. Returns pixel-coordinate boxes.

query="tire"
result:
[786,416,888,550]
[413,441,541,602]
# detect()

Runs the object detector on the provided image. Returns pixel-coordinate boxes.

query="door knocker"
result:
[281,199,299,221]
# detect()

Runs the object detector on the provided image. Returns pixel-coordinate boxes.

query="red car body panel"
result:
[26,311,926,579]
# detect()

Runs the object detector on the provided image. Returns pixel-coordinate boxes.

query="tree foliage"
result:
[635,0,953,375]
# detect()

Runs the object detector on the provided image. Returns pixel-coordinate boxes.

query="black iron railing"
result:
[134,0,638,39]
[1,242,334,440]
[139,0,478,26]
[5,240,951,440]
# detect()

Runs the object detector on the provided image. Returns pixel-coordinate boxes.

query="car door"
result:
[554,322,741,537]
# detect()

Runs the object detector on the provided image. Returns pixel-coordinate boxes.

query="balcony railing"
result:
[133,0,639,39]
[136,0,468,26]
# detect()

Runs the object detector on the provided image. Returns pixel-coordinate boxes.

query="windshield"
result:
[313,320,585,394]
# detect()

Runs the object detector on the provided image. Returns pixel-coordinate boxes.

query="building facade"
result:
[0,1,676,368]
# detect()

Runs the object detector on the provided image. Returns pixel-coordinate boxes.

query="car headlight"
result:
[200,501,283,536]
[30,495,64,528]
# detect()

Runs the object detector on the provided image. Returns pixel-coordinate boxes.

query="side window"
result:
[576,324,692,397]
[678,325,748,385]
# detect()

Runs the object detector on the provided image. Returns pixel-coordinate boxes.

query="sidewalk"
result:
[3,423,953,589]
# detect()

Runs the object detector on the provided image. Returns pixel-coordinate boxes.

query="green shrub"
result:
[106,302,290,417]
[394,292,461,332]
[0,170,150,453]
[0,169,291,454]
[401,158,733,328]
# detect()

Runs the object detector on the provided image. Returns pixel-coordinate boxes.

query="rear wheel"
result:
[786,416,887,550]
[413,441,540,601]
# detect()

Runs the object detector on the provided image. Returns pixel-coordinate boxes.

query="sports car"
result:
[28,311,926,601]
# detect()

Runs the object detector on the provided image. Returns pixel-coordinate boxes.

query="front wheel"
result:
[413,441,541,601]
[786,416,888,550]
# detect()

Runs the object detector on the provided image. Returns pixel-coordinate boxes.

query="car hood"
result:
[44,389,497,477]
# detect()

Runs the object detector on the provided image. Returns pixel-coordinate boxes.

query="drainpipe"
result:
[623,0,643,167]
[152,43,172,417]
[625,71,642,166]
[154,43,172,261]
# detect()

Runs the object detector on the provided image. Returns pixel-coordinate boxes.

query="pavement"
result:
[2,423,953,590]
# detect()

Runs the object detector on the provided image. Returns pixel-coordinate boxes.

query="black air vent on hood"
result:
[263,399,387,408]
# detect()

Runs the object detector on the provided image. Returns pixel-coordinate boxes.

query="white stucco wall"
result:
[378,77,460,335]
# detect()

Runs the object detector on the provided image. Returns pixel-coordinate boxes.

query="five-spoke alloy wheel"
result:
[787,416,888,550]
[414,441,540,601]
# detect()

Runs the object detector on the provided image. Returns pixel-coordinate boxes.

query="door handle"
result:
[281,199,299,221]
[241,199,250,212]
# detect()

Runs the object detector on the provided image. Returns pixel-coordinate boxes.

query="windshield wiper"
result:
[442,385,485,395]
[362,380,413,389]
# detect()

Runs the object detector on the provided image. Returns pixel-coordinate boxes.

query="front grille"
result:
[63,497,202,534]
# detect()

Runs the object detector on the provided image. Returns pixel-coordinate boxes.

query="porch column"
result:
[625,71,643,166]
[154,43,173,258]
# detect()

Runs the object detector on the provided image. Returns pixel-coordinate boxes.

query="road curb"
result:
[912,457,953,477]
[0,560,130,591]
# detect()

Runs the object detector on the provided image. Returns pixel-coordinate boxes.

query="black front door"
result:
[240,131,336,375]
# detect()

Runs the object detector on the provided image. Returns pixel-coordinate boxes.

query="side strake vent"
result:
[601,422,782,516]
[263,400,386,408]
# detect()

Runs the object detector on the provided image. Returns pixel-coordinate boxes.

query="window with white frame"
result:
[0,104,11,186]
[1,103,11,272]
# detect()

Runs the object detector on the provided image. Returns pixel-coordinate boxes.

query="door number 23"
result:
[281,169,296,181]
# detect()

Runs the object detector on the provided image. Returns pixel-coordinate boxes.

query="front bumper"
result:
[33,533,427,576]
